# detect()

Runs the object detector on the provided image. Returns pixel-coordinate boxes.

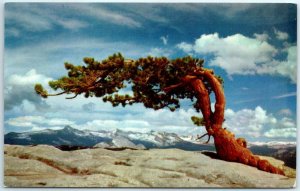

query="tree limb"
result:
[66,94,79,99]
[45,91,67,97]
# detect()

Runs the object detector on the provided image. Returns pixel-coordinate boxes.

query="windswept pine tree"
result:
[35,53,284,175]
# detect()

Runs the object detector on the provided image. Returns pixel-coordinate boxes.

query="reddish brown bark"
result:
[186,70,285,176]
[190,79,213,135]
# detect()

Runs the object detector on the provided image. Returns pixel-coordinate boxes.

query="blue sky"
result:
[4,3,297,142]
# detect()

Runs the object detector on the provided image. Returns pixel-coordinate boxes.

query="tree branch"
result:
[196,133,208,140]
[195,133,211,144]
[163,83,184,93]
[66,94,79,99]
[45,91,67,97]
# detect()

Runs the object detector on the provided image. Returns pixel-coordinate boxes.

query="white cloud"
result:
[56,19,88,30]
[76,119,151,131]
[253,33,269,42]
[264,128,296,138]
[6,105,205,136]
[6,115,75,128]
[160,36,168,45]
[5,4,140,34]
[5,4,88,32]
[5,27,20,37]
[164,4,252,19]
[266,46,297,83]
[177,33,277,75]
[6,97,297,140]
[272,92,296,99]
[176,42,193,53]
[111,4,169,24]
[224,106,275,138]
[274,28,289,40]
[193,33,277,75]
[6,116,44,127]
[224,106,296,139]
[212,4,253,18]
[148,47,172,57]
[177,33,296,83]
[67,4,141,28]
[278,109,293,116]
[264,117,296,138]
[7,69,52,86]
[71,107,204,135]
[4,69,53,110]
[46,118,75,126]
[5,9,52,32]
[235,91,296,104]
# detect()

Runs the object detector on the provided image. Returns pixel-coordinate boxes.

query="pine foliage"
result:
[35,53,223,113]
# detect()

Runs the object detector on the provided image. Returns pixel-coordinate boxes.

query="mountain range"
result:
[4,125,215,150]
[4,125,296,168]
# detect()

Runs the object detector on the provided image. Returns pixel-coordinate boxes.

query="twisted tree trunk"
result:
[187,70,285,175]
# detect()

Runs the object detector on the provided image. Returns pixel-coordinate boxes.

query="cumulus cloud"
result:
[274,28,289,40]
[194,33,276,74]
[4,69,52,111]
[264,117,296,138]
[224,106,296,139]
[224,106,276,138]
[264,128,296,138]
[176,33,296,83]
[176,42,193,53]
[7,69,52,86]
[261,46,297,83]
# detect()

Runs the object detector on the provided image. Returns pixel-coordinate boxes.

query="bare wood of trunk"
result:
[189,79,213,135]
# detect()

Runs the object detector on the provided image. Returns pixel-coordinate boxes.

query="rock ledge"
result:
[4,144,295,188]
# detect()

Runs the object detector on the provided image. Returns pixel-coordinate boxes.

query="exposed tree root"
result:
[213,128,285,175]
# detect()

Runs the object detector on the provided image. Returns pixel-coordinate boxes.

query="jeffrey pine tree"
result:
[35,53,284,175]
